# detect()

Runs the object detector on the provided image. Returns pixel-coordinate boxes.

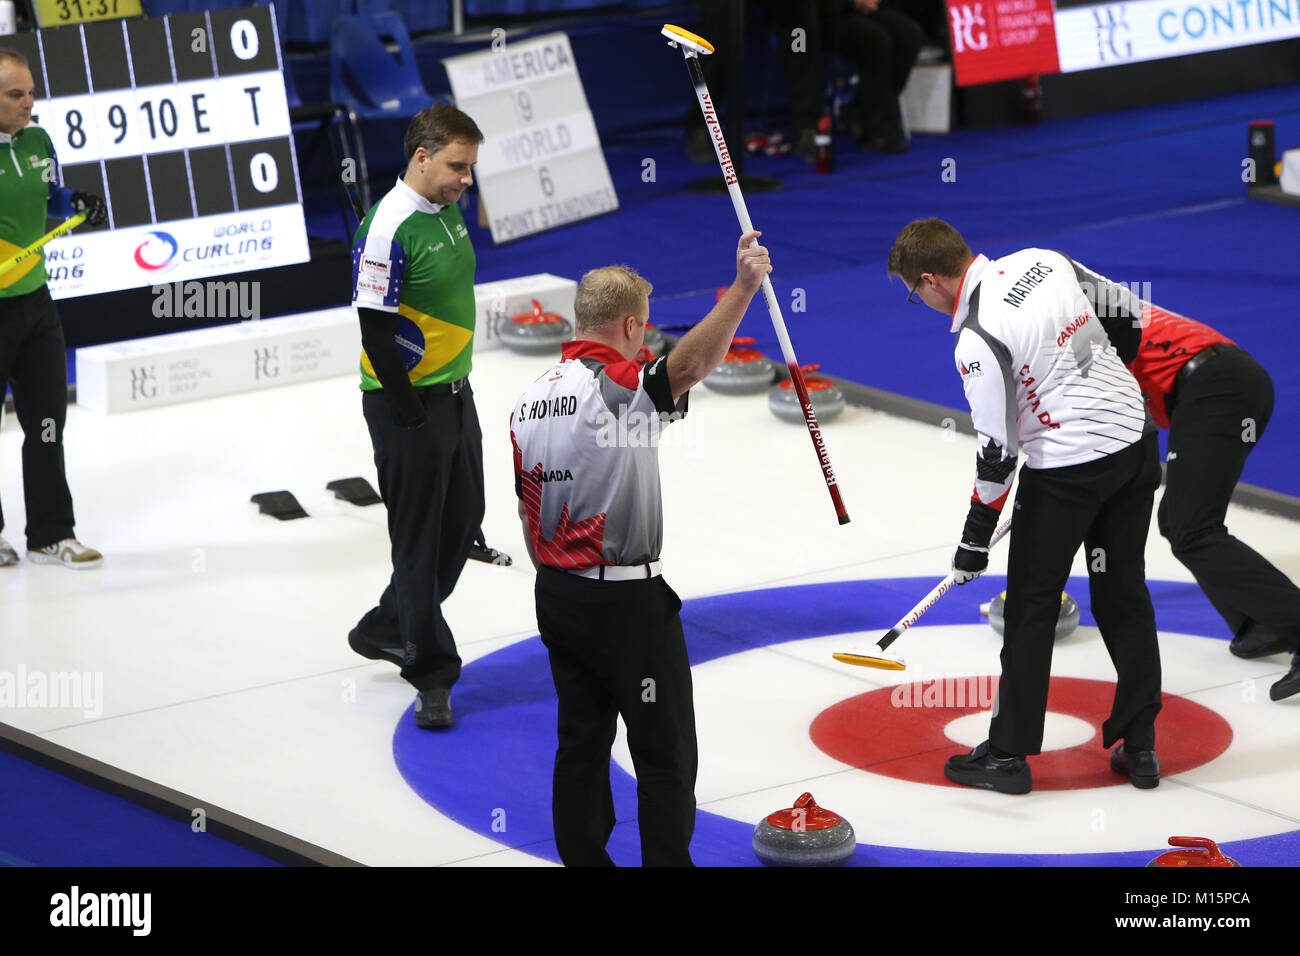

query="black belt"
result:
[1176,343,1238,388]
[420,377,468,395]
[1166,343,1239,416]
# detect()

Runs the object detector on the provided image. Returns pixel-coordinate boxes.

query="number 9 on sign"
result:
[250,152,278,193]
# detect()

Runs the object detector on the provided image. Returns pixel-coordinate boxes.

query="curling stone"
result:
[496,299,572,355]
[1147,836,1241,867]
[985,590,1079,640]
[703,337,776,394]
[643,322,666,356]
[752,792,855,867]
[768,364,845,423]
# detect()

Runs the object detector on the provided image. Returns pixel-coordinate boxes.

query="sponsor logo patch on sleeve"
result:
[358,255,392,297]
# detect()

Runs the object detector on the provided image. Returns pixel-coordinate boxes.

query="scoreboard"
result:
[2,4,308,299]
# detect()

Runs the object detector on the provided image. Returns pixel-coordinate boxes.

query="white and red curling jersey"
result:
[510,340,688,570]
[953,250,1151,511]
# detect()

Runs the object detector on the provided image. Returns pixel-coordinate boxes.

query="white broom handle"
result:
[683,56,800,370]
[880,517,1015,647]
[677,49,850,525]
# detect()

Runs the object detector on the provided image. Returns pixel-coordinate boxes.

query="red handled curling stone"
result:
[496,299,572,355]
[768,364,845,423]
[703,337,776,394]
[752,792,855,866]
[985,590,1079,640]
[1147,836,1241,867]
[643,322,666,356]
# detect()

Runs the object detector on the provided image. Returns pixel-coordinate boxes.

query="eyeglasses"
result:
[906,277,924,305]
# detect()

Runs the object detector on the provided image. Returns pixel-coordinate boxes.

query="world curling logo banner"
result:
[47,208,309,299]
[392,576,1299,866]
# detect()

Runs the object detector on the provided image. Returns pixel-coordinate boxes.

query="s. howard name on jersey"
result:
[518,395,578,421]
[511,343,686,569]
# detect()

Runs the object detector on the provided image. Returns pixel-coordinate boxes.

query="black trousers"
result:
[1159,348,1300,649]
[0,285,76,549]
[838,6,924,135]
[535,566,698,867]
[355,384,484,692]
[688,0,829,133]
[993,433,1163,756]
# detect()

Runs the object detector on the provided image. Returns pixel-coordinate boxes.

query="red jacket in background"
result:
[1128,305,1235,429]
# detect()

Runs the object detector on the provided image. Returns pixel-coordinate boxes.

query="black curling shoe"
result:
[944,740,1031,794]
[415,688,453,730]
[1270,654,1300,702]
[1111,744,1160,789]
[1229,623,1294,659]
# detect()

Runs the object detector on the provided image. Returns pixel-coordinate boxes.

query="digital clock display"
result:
[34,0,144,29]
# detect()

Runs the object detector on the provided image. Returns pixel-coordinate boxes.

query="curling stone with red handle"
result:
[643,322,666,356]
[769,364,846,423]
[496,299,572,355]
[703,337,776,394]
[752,792,855,866]
[1147,836,1241,867]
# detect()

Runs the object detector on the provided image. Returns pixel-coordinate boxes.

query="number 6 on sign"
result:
[250,153,278,193]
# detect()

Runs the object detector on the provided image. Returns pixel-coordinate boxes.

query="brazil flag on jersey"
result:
[350,178,477,388]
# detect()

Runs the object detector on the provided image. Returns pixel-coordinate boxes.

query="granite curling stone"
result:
[753,792,855,866]
[496,299,572,355]
[1147,836,1241,867]
[986,590,1079,640]
[643,322,666,356]
[703,337,776,394]
[769,364,846,423]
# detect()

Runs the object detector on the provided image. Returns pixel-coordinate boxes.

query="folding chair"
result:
[284,58,373,238]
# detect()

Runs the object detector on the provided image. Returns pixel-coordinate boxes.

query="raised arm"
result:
[666,230,771,400]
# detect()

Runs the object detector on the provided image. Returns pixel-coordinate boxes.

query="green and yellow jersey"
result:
[350,178,477,389]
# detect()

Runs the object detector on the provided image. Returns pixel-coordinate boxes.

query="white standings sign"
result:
[443,32,619,244]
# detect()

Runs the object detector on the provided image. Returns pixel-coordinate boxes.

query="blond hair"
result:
[887,218,973,286]
[574,265,653,335]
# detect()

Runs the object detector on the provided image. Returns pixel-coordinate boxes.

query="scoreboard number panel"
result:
[229,138,299,209]
[147,151,195,223]
[11,4,308,298]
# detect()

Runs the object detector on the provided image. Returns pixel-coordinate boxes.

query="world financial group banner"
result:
[947,0,1300,85]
